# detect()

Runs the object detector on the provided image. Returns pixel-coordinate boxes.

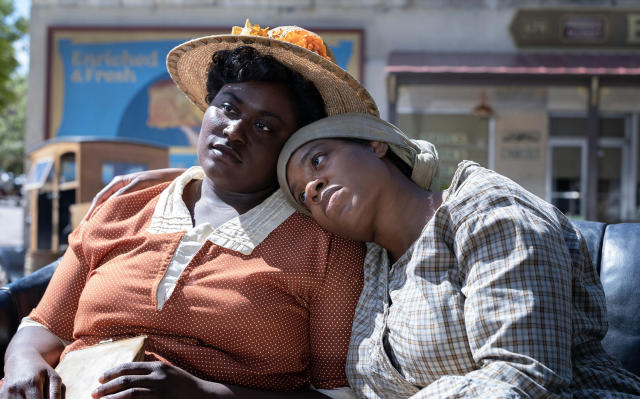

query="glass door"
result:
[548,139,587,219]
[597,144,623,223]
[548,115,630,223]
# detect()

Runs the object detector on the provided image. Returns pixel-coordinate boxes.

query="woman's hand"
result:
[85,168,185,221]
[1,326,66,399]
[91,362,335,398]
[0,352,62,399]
[91,362,210,399]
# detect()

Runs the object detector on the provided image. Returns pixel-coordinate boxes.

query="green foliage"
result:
[0,0,27,110]
[0,0,28,174]
[0,74,25,174]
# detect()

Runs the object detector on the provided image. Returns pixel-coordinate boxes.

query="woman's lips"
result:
[210,143,242,163]
[320,186,342,215]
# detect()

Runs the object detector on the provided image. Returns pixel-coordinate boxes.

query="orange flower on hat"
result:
[231,19,269,36]
[231,19,331,61]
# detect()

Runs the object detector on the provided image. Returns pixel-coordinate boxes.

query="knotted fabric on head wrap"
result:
[409,139,440,192]
[277,113,440,214]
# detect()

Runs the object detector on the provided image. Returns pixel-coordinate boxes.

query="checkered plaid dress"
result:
[346,161,640,398]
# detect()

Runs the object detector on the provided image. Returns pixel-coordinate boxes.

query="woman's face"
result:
[286,139,388,241]
[198,80,299,193]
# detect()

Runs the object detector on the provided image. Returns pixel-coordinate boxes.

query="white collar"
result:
[147,166,295,255]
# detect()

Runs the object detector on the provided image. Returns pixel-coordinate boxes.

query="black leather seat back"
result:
[599,223,640,376]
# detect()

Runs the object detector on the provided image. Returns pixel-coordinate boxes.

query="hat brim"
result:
[166,35,379,117]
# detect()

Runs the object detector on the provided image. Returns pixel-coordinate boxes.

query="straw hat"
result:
[277,113,439,215]
[166,20,379,117]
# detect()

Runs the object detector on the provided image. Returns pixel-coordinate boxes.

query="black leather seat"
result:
[585,222,640,376]
[1,222,638,377]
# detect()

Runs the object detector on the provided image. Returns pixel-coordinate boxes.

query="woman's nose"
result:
[305,178,326,204]
[223,119,247,144]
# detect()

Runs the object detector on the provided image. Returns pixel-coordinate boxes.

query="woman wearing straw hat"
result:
[278,113,640,398]
[1,22,376,399]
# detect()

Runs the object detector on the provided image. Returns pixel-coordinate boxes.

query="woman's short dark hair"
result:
[205,46,327,128]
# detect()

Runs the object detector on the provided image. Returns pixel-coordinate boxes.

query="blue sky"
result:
[13,0,30,74]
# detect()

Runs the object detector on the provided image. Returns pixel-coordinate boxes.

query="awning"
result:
[387,52,640,76]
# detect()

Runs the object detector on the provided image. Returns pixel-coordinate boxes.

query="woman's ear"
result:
[369,141,389,158]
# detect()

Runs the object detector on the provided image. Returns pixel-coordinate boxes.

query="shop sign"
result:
[46,27,364,168]
[510,9,640,47]
[499,131,541,160]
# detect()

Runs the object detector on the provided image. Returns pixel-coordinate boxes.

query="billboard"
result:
[47,27,364,168]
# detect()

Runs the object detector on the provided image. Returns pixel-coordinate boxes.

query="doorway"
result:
[547,116,630,223]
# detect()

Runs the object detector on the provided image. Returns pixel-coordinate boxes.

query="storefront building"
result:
[387,9,640,223]
[26,1,640,223]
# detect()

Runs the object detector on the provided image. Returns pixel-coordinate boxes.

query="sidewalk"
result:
[0,200,24,247]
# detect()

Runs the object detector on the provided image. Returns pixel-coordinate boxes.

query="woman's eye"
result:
[221,102,236,114]
[298,192,307,204]
[311,154,324,169]
[255,120,272,133]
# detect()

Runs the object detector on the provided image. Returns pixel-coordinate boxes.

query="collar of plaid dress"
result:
[166,19,379,117]
[277,112,440,215]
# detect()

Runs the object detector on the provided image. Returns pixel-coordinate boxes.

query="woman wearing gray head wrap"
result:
[279,113,640,399]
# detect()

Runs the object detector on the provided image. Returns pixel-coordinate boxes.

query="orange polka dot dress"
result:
[29,169,365,392]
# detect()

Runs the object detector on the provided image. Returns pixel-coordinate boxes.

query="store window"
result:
[398,114,489,188]
[101,162,146,186]
[59,152,76,184]
[25,158,54,190]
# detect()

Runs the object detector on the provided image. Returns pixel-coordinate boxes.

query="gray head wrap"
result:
[277,113,439,214]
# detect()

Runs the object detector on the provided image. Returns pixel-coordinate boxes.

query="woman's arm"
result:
[2,217,93,398]
[92,361,334,398]
[85,168,185,221]
[307,236,364,394]
[411,201,575,398]
[1,326,66,399]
